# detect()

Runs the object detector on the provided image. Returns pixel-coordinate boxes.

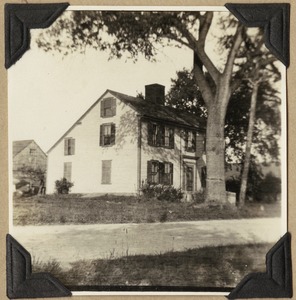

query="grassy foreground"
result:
[14,194,281,226]
[33,243,272,289]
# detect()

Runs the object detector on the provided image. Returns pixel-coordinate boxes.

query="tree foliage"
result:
[17,166,46,183]
[166,68,281,163]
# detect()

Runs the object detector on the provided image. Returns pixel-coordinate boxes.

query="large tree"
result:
[166,68,281,165]
[37,11,274,203]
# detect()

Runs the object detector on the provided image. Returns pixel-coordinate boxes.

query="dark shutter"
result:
[100,125,103,146]
[170,163,174,185]
[184,131,188,151]
[111,123,116,145]
[71,139,75,155]
[159,162,164,184]
[201,166,207,188]
[196,135,205,157]
[101,100,105,117]
[147,122,153,146]
[169,128,174,149]
[64,139,68,155]
[192,133,196,152]
[147,160,152,183]
[111,98,116,116]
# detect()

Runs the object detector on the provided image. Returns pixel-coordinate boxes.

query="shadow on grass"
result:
[32,243,272,290]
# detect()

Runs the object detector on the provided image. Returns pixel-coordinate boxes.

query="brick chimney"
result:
[145,84,165,105]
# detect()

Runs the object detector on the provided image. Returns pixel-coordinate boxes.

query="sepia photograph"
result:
[9,6,286,294]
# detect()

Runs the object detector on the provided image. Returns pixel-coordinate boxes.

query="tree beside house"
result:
[46,84,206,195]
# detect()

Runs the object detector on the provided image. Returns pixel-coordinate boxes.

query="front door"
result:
[184,164,194,192]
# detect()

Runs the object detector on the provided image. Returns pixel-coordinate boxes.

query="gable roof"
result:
[47,89,206,154]
[13,140,47,158]
[107,90,206,130]
[13,140,34,157]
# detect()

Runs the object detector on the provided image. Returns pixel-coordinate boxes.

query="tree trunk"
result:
[239,82,259,207]
[205,104,227,203]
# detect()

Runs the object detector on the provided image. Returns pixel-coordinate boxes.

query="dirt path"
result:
[11,218,282,268]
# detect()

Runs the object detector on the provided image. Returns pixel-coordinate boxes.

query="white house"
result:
[46,84,206,195]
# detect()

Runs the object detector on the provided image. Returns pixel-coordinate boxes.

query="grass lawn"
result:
[32,243,272,289]
[13,193,281,226]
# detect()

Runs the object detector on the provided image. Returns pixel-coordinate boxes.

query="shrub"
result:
[141,183,183,202]
[55,178,74,194]
[255,173,281,202]
[159,211,168,222]
[192,190,205,203]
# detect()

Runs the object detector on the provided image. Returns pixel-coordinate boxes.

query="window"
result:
[102,160,112,184]
[151,161,159,183]
[29,149,36,155]
[147,160,173,185]
[100,123,115,146]
[148,122,174,149]
[152,124,160,146]
[185,130,196,152]
[163,162,174,185]
[101,98,116,117]
[63,162,72,181]
[64,138,75,155]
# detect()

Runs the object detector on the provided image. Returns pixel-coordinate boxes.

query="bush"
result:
[55,178,74,194]
[141,183,183,202]
[255,173,281,202]
[192,191,205,203]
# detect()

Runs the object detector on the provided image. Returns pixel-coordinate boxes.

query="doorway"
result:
[183,162,195,192]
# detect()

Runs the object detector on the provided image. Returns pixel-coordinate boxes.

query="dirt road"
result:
[11,218,282,268]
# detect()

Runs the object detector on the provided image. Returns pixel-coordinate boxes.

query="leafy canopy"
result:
[166,68,281,163]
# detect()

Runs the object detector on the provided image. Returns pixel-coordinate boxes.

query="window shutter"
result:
[147,122,153,146]
[170,163,174,185]
[196,135,205,157]
[184,131,188,151]
[111,123,116,145]
[169,128,174,149]
[102,160,112,184]
[100,125,103,146]
[147,160,152,183]
[159,162,164,184]
[64,162,72,181]
[71,139,75,155]
[111,98,116,116]
[201,166,207,188]
[64,139,68,155]
[183,162,186,189]
[100,100,104,117]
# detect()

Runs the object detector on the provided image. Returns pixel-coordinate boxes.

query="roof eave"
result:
[140,115,206,132]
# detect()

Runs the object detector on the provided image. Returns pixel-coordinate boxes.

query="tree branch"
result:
[172,15,221,85]
[198,12,212,49]
[223,23,244,81]
[193,64,214,107]
[162,33,192,49]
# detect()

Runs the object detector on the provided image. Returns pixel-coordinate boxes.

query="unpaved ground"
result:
[11,218,282,268]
